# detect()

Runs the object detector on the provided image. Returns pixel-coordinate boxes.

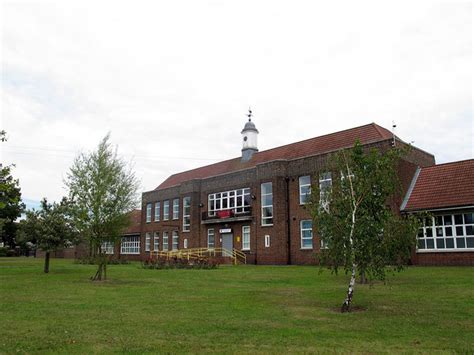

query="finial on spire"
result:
[247,107,252,121]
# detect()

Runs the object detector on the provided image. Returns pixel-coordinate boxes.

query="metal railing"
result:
[150,247,247,265]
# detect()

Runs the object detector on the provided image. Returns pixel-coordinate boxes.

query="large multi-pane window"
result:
[153,232,159,251]
[163,200,169,221]
[207,229,215,249]
[300,220,313,249]
[299,176,311,204]
[145,232,151,252]
[242,226,250,250]
[261,182,273,226]
[319,172,332,211]
[121,236,140,254]
[172,231,179,250]
[173,199,179,220]
[162,232,169,251]
[208,188,251,216]
[417,212,474,251]
[101,241,114,254]
[183,197,191,231]
[154,202,160,222]
[146,203,152,223]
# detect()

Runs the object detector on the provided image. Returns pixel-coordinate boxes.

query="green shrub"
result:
[142,256,219,270]
[74,257,130,265]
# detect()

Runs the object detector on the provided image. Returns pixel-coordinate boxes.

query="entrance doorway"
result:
[221,233,233,257]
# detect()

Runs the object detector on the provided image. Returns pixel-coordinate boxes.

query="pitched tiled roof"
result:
[402,159,474,211]
[124,209,141,234]
[157,123,395,190]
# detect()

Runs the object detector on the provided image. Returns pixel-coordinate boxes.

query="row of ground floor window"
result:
[113,211,474,256]
[105,220,317,255]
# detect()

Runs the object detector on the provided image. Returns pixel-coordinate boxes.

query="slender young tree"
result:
[309,141,420,312]
[18,198,79,273]
[65,134,139,281]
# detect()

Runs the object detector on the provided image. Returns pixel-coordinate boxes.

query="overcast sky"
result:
[1,1,472,209]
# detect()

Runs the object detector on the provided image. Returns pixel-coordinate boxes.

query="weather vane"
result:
[247,107,253,121]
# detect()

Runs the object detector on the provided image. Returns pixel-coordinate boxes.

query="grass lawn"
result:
[0,258,473,353]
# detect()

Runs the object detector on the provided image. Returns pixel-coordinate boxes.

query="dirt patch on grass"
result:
[330,304,368,313]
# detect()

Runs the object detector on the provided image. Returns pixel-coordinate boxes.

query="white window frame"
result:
[242,226,250,251]
[101,241,114,255]
[146,203,152,223]
[183,196,191,232]
[208,188,251,216]
[153,232,159,251]
[162,232,169,251]
[154,202,160,222]
[172,231,179,250]
[265,234,271,248]
[319,172,332,211]
[261,182,273,226]
[121,236,140,254]
[145,232,151,252]
[417,212,474,252]
[299,176,311,205]
[207,228,215,249]
[172,199,179,220]
[163,200,169,221]
[184,238,188,249]
[300,220,313,249]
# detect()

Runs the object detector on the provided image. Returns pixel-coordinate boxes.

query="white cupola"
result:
[241,108,259,162]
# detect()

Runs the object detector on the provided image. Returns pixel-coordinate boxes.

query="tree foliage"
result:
[309,141,420,311]
[18,198,79,273]
[0,130,25,247]
[65,134,139,280]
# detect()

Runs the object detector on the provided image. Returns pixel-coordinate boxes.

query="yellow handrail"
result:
[149,247,246,265]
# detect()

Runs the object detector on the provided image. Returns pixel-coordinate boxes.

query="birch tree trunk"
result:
[342,165,358,313]
[341,262,356,312]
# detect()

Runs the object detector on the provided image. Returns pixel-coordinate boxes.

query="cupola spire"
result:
[241,107,259,162]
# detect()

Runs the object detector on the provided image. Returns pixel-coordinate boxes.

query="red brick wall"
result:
[140,140,474,267]
[412,252,474,266]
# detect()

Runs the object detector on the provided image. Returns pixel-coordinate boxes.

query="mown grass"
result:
[0,258,473,354]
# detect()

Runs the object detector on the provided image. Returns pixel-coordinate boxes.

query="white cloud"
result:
[1,0,472,203]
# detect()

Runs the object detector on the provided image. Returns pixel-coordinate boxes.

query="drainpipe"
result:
[285,176,291,265]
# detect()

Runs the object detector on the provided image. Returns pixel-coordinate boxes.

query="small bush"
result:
[0,248,17,257]
[74,257,130,265]
[142,255,219,270]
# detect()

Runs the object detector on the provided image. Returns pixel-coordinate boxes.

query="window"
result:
[242,226,250,250]
[121,236,140,254]
[172,231,179,250]
[265,235,271,248]
[101,241,114,255]
[154,202,160,222]
[153,232,159,251]
[208,188,251,216]
[417,212,474,251]
[183,197,191,231]
[319,172,332,211]
[162,232,169,251]
[163,200,169,221]
[299,176,311,204]
[184,238,188,249]
[261,182,273,226]
[300,220,313,249]
[172,199,179,220]
[146,203,152,223]
[145,232,151,252]
[207,229,215,249]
